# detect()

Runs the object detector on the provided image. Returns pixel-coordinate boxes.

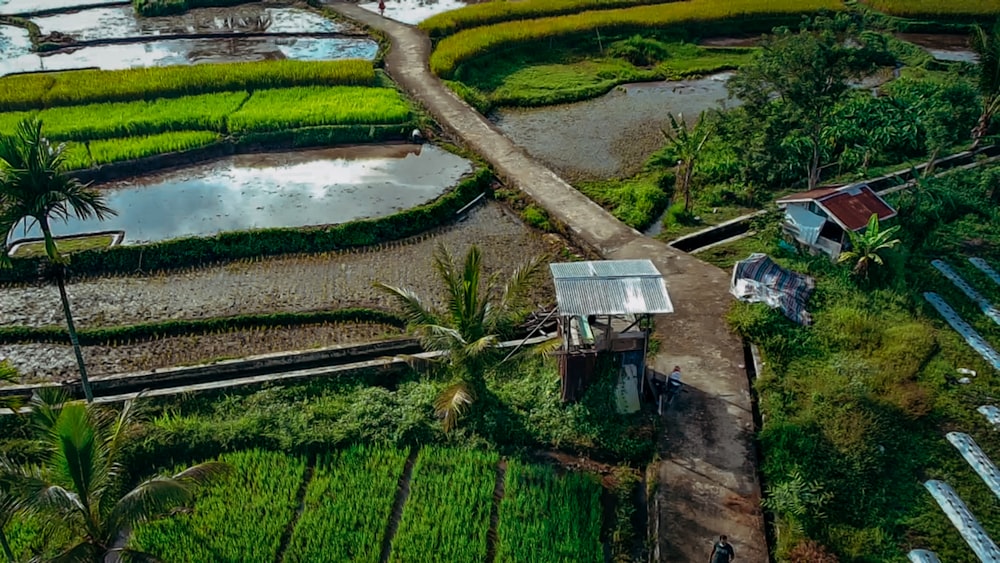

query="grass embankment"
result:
[9,233,116,258]
[863,0,1000,18]
[429,0,843,78]
[454,39,752,111]
[709,164,1000,561]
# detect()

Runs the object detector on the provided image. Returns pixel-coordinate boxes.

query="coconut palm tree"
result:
[662,112,713,213]
[837,214,901,278]
[971,21,1000,149]
[0,119,116,403]
[2,392,228,562]
[375,243,545,432]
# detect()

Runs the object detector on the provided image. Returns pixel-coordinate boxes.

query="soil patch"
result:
[896,32,979,63]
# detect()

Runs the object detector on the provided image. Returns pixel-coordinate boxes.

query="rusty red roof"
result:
[777,184,896,232]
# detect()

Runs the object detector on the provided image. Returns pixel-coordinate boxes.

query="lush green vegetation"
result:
[864,0,1000,18]
[285,446,408,563]
[429,0,843,78]
[495,460,604,562]
[577,174,670,231]
[0,60,376,112]
[454,38,752,110]
[88,131,221,165]
[717,163,1000,561]
[9,233,116,259]
[390,448,497,562]
[131,450,307,562]
[420,0,678,38]
[228,87,412,133]
[0,168,490,284]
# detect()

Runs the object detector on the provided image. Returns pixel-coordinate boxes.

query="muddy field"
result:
[1,321,402,382]
[0,202,560,329]
[492,73,735,182]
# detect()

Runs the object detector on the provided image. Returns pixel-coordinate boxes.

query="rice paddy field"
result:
[864,0,1000,18]
[114,448,605,563]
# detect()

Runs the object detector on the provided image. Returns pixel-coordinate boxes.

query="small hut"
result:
[549,259,673,403]
[776,183,896,259]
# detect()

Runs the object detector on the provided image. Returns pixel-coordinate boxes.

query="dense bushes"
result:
[0,60,376,111]
[0,168,491,283]
[0,309,405,345]
[429,0,842,78]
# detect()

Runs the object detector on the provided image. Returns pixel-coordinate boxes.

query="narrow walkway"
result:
[326,4,767,561]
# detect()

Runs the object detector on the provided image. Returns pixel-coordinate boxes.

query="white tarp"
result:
[784,204,826,245]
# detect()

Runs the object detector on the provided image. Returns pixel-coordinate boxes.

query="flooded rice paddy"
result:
[895,33,979,63]
[32,4,347,41]
[0,0,126,15]
[493,72,736,181]
[10,145,473,245]
[359,0,483,24]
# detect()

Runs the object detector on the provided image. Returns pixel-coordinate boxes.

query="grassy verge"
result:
[712,164,1000,560]
[576,172,671,231]
[430,0,842,78]
[0,60,376,111]
[9,233,116,259]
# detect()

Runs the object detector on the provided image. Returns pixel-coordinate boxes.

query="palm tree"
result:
[375,243,545,432]
[971,21,1000,149]
[0,119,116,403]
[2,392,227,562]
[837,214,901,278]
[662,112,713,213]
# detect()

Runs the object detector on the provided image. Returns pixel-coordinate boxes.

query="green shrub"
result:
[521,204,554,232]
[870,322,936,382]
[607,35,672,66]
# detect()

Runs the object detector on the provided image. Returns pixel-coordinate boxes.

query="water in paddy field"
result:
[359,0,487,25]
[31,5,347,42]
[896,33,979,64]
[0,0,126,15]
[493,72,738,182]
[9,145,474,245]
[0,24,32,70]
[0,36,377,75]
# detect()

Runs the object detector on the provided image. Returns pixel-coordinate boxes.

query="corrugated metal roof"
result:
[549,260,673,316]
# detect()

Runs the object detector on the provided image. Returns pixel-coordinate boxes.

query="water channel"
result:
[9,145,473,244]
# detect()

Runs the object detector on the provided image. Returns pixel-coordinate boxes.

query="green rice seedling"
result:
[35,92,247,141]
[228,87,411,133]
[865,0,1000,17]
[285,445,408,563]
[495,461,604,563]
[389,448,498,563]
[62,141,92,170]
[88,131,221,165]
[0,110,36,136]
[420,0,677,38]
[0,60,376,111]
[430,0,844,78]
[130,450,307,563]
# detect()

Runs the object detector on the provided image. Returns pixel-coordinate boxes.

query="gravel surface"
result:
[1,322,401,383]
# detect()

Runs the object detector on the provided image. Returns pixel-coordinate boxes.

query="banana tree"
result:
[837,214,901,278]
[662,112,713,213]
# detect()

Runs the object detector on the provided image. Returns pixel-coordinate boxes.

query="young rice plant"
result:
[88,131,221,165]
[227,86,412,133]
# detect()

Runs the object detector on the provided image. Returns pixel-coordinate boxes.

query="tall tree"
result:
[728,17,886,189]
[662,112,713,213]
[2,393,228,562]
[375,244,545,432]
[0,119,116,403]
[971,21,1000,149]
[837,214,901,278]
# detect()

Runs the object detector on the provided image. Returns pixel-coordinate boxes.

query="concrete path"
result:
[325,4,767,561]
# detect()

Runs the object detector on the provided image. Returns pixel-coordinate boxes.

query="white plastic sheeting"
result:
[784,204,826,245]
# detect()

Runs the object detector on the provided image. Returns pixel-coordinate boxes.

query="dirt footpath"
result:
[323,3,768,560]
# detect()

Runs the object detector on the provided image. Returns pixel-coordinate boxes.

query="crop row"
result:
[389,447,498,562]
[864,0,1000,17]
[495,461,604,563]
[0,60,376,112]
[130,449,308,562]
[285,445,409,563]
[429,0,843,78]
[419,0,679,38]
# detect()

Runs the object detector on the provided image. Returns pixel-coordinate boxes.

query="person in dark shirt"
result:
[710,535,735,563]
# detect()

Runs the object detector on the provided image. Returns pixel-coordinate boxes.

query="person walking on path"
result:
[709,535,735,563]
[377,0,385,16]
